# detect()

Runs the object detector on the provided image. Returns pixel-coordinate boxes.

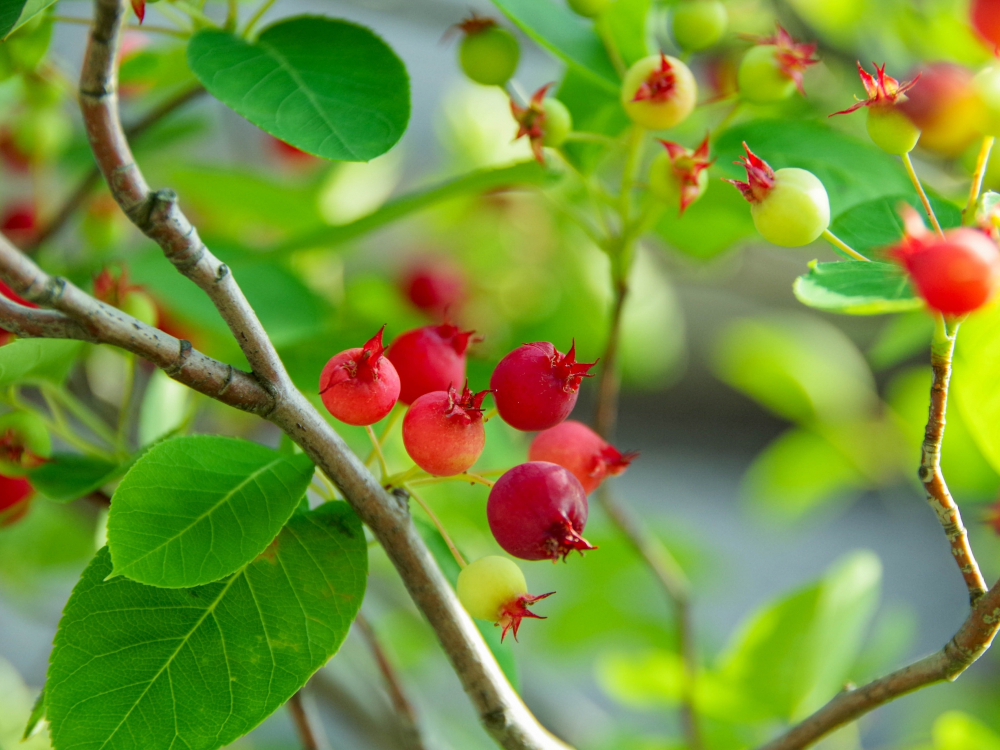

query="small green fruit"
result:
[456,555,553,641]
[649,149,708,207]
[0,411,51,476]
[122,290,160,328]
[866,106,920,155]
[751,168,830,247]
[567,0,611,18]
[541,98,572,147]
[459,25,520,87]
[621,54,697,130]
[737,44,796,103]
[671,1,728,52]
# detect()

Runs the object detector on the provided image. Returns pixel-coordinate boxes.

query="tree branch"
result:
[287,691,322,750]
[68,1,572,748]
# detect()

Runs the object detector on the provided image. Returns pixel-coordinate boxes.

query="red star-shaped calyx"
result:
[451,12,498,37]
[631,53,680,103]
[750,25,819,96]
[498,591,555,642]
[93,266,144,309]
[657,134,714,214]
[511,83,556,164]
[551,340,598,389]
[832,62,919,116]
[349,325,388,380]
[446,382,491,419]
[724,142,775,204]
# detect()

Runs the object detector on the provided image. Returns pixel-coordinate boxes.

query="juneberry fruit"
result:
[1,202,36,246]
[671,1,727,52]
[93,267,159,327]
[898,63,983,158]
[490,341,596,432]
[973,0,1000,50]
[320,326,401,426]
[0,474,33,527]
[456,556,553,642]
[487,461,595,561]
[726,143,830,247]
[401,259,466,320]
[831,63,921,155]
[737,25,819,104]
[402,384,489,476]
[0,411,51,476]
[456,15,520,87]
[621,54,697,131]
[650,134,713,214]
[388,323,474,405]
[528,420,636,494]
[511,84,573,164]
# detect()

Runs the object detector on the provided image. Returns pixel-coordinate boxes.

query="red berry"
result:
[0,279,36,346]
[1,203,37,246]
[402,384,489,476]
[897,63,982,158]
[490,341,596,432]
[0,474,32,527]
[528,420,636,494]
[892,225,1000,316]
[387,323,474,405]
[269,135,319,168]
[320,326,401,426]
[972,0,1000,50]
[487,461,595,561]
[401,259,466,319]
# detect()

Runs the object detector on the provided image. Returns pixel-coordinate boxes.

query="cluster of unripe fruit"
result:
[319,325,635,639]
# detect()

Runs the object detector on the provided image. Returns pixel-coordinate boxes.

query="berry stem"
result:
[562,132,619,146]
[964,135,995,223]
[117,352,138,449]
[482,407,499,422]
[383,464,426,488]
[10,387,116,462]
[714,98,744,132]
[405,484,467,568]
[365,404,403,467]
[902,152,944,235]
[241,0,278,36]
[365,424,391,480]
[821,229,870,262]
[408,472,494,489]
[51,14,188,36]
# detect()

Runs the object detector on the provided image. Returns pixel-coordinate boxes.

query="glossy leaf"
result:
[0,339,84,387]
[656,176,756,260]
[557,68,630,173]
[793,260,923,315]
[47,503,367,750]
[106,435,315,588]
[829,194,962,256]
[0,0,51,39]
[188,17,409,161]
[28,454,124,503]
[489,0,619,91]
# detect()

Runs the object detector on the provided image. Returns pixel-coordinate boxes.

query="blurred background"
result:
[5,0,1000,749]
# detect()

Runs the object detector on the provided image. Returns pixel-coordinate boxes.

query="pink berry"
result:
[489,341,596,432]
[487,461,595,561]
[0,474,32,527]
[387,323,475,405]
[528,420,636,494]
[319,326,400,426]
[402,384,489,476]
[401,259,466,319]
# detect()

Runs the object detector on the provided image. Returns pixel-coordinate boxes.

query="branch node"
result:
[216,264,230,282]
[164,339,193,377]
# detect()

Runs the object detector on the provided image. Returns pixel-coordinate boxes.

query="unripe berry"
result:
[490,341,596,432]
[621,54,697,131]
[567,0,611,18]
[387,323,474,405]
[0,474,33,527]
[528,420,636,494]
[671,1,727,52]
[456,556,553,641]
[456,16,520,87]
[726,143,830,247]
[511,84,574,164]
[487,461,595,561]
[973,0,1000,50]
[121,290,159,328]
[402,384,489,476]
[0,411,51,476]
[736,26,818,104]
[320,326,401,426]
[650,135,713,214]
[832,63,921,155]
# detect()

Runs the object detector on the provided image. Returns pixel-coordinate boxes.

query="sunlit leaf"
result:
[28,454,124,503]
[793,260,923,315]
[0,339,84,387]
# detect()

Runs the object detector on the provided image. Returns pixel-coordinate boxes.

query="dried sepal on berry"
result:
[498,591,554,642]
[511,83,555,164]
[446,382,490,417]
[630,53,682,103]
[131,0,145,23]
[831,62,919,116]
[725,142,775,204]
[654,134,714,214]
[450,12,498,37]
[756,25,818,95]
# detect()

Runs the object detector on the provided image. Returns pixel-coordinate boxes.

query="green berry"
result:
[567,0,611,18]
[541,98,572,147]
[649,149,708,206]
[459,26,519,87]
[621,54,698,131]
[751,168,830,247]
[0,411,51,476]
[671,1,728,52]
[865,106,920,155]
[457,555,553,641]
[737,44,796,103]
[122,290,160,328]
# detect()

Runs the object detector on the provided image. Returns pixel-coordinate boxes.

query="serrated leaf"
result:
[829,194,962,256]
[0,339,84,387]
[47,502,367,750]
[187,17,409,162]
[28,454,125,503]
[489,0,619,92]
[793,260,923,315]
[107,436,314,588]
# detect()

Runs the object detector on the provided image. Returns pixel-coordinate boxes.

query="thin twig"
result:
[405,484,467,568]
[965,135,995,222]
[821,229,870,262]
[287,691,321,750]
[593,277,627,439]
[355,613,427,750]
[902,152,944,235]
[365,424,390,479]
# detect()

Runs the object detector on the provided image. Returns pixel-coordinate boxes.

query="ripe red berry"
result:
[891,222,1000,317]
[402,384,489,476]
[401,259,466,320]
[387,323,474,405]
[528,420,636,494]
[487,461,595,561]
[972,0,1000,51]
[490,341,596,432]
[320,326,401,426]
[0,474,33,527]
[1,202,37,246]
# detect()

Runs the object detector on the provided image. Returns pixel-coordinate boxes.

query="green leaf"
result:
[557,68,630,173]
[793,260,923,315]
[603,0,650,67]
[829,194,962,256]
[933,711,1000,750]
[187,17,409,162]
[947,310,1000,480]
[106,436,315,588]
[22,686,45,741]
[656,177,756,260]
[47,502,367,750]
[0,339,84,387]
[489,0,619,92]
[0,0,52,39]
[28,454,124,503]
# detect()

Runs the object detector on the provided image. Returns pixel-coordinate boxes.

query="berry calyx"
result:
[671,1,728,52]
[737,25,818,104]
[528,420,637,494]
[456,556,554,642]
[621,54,697,131]
[0,474,33,527]
[490,341,597,432]
[0,411,51,476]
[650,134,713,214]
[402,384,489,476]
[566,0,610,19]
[387,323,475,405]
[890,208,1000,316]
[455,15,520,87]
[830,62,920,155]
[320,326,401,426]
[511,84,573,165]
[487,461,595,561]
[401,258,466,320]
[726,143,830,247]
